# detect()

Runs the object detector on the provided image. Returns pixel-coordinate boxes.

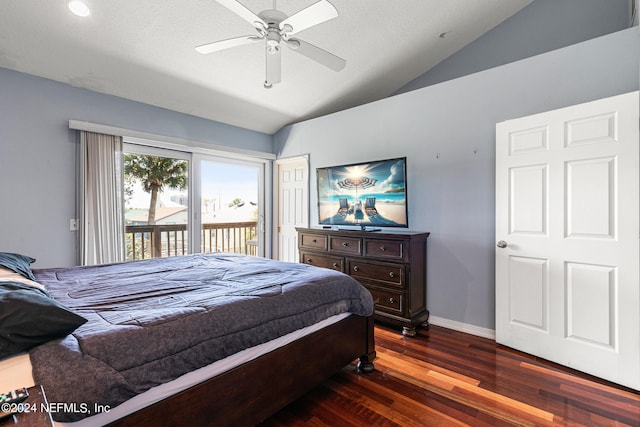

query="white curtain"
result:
[79,131,125,265]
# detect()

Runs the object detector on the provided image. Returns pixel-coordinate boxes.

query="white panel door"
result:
[276,156,309,262]
[496,91,640,390]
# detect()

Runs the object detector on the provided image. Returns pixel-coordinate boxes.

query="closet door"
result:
[275,156,309,262]
[495,91,639,390]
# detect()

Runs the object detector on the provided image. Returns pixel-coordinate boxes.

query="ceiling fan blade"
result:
[279,0,338,36]
[265,48,282,86]
[215,0,266,29]
[285,38,345,71]
[195,36,261,54]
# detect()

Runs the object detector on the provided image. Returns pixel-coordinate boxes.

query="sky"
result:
[126,160,258,210]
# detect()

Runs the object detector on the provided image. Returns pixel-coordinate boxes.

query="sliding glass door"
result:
[122,143,266,260]
[123,145,190,260]
[193,155,264,257]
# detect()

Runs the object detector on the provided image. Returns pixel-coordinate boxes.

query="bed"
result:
[0,252,375,426]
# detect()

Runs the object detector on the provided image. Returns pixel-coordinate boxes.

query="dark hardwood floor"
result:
[261,324,640,426]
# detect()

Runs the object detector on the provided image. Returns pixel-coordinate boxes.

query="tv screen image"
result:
[317,157,408,228]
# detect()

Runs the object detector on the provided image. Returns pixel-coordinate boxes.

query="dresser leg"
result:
[402,326,417,337]
[421,311,430,330]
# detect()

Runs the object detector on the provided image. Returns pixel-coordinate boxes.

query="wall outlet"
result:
[69,218,79,231]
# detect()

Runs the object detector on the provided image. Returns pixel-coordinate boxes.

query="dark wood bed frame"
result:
[106,314,376,427]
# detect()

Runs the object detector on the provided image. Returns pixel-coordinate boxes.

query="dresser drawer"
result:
[347,259,404,288]
[300,252,343,272]
[299,233,328,250]
[328,236,362,255]
[369,287,404,315]
[364,239,404,260]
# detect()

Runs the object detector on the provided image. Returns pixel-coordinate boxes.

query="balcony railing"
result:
[125,221,257,261]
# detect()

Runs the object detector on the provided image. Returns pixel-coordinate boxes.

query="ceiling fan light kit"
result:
[196,0,346,88]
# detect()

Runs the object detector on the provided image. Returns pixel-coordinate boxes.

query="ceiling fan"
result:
[196,0,346,88]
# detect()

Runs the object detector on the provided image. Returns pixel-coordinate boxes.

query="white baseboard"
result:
[429,316,496,340]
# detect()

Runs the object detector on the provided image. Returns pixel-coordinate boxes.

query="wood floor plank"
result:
[338,370,479,426]
[382,365,553,427]
[360,367,499,426]
[375,340,556,424]
[375,346,481,387]
[522,361,640,399]
[261,325,640,426]
[325,375,451,427]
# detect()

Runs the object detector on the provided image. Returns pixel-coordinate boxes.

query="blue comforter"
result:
[29,253,373,422]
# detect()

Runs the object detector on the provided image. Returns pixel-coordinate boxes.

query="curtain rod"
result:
[68,120,276,161]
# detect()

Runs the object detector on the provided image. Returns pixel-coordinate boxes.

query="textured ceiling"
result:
[0,0,533,134]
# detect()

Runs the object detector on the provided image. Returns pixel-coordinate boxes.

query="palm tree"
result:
[123,154,188,224]
[228,197,244,208]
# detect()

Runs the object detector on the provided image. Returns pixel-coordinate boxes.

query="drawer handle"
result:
[353,265,359,272]
[306,258,313,263]
[342,242,348,247]
[312,239,317,243]
[380,246,385,252]
[332,262,339,268]
[389,272,395,278]
[389,297,395,304]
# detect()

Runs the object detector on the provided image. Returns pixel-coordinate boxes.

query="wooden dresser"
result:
[297,227,429,336]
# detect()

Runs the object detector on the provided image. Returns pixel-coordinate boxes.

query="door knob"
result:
[497,240,507,248]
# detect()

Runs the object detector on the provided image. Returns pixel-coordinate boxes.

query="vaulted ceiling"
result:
[0,0,533,134]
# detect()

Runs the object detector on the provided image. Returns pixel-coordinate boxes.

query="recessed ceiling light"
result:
[67,0,90,17]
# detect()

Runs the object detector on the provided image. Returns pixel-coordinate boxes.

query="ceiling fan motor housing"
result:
[258,10,287,53]
[266,29,281,52]
[258,10,287,28]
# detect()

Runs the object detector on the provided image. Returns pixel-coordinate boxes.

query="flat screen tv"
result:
[316,157,408,228]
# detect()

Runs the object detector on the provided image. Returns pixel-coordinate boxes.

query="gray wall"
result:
[395,0,633,94]
[0,68,272,268]
[274,27,640,331]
